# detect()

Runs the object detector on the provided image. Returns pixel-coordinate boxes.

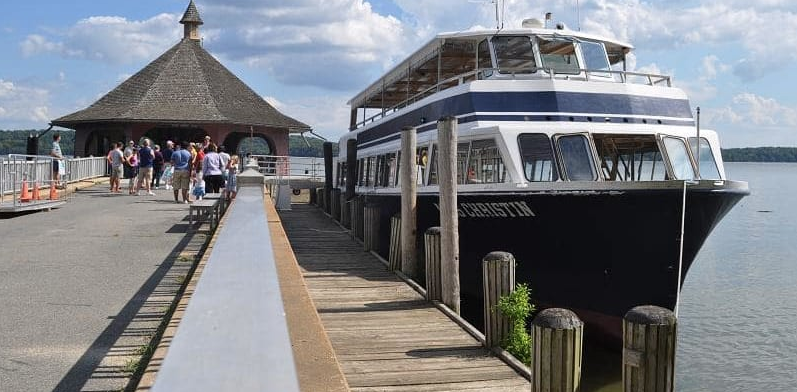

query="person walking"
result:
[219,145,231,188]
[135,139,155,196]
[49,133,65,189]
[151,144,164,189]
[107,142,124,193]
[171,141,192,203]
[226,154,239,200]
[162,140,174,189]
[202,144,224,193]
[125,146,139,195]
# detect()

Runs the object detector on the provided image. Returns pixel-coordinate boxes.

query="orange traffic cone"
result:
[49,183,58,200]
[19,180,31,202]
[32,182,41,201]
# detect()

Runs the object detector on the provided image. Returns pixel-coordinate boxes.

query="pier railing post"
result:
[350,196,364,240]
[388,214,402,271]
[437,116,460,314]
[340,195,350,228]
[331,188,341,222]
[532,308,584,392]
[424,227,442,301]
[482,251,516,349]
[400,126,417,277]
[622,305,677,392]
[363,203,380,252]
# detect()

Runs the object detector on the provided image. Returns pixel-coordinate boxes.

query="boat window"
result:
[557,135,597,180]
[662,137,696,180]
[478,39,493,77]
[579,40,611,77]
[466,139,506,184]
[367,156,378,186]
[493,36,536,74]
[688,137,721,180]
[428,145,439,185]
[593,134,667,181]
[357,158,365,186]
[417,146,429,185]
[518,134,558,182]
[538,37,580,75]
[456,142,470,184]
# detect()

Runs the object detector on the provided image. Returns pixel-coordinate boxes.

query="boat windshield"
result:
[519,133,558,182]
[557,134,597,180]
[493,36,536,74]
[662,137,696,180]
[688,137,721,179]
[593,134,667,181]
[538,37,580,75]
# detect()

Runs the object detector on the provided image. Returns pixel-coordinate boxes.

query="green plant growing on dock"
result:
[496,283,534,366]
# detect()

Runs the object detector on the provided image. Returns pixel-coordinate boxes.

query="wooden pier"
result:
[280,204,530,392]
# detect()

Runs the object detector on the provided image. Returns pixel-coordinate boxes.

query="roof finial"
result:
[180,0,203,41]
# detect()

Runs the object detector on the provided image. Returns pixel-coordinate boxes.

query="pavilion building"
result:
[51,0,310,156]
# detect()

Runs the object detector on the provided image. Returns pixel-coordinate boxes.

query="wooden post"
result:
[350,196,364,240]
[424,227,442,301]
[323,142,333,214]
[623,305,677,392]
[532,308,584,392]
[316,188,324,209]
[309,187,317,205]
[363,203,380,252]
[482,251,516,349]
[388,214,401,271]
[331,188,341,221]
[340,195,350,228]
[345,139,357,201]
[437,116,460,314]
[400,126,417,277]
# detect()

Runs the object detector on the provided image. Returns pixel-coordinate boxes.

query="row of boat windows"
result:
[338,133,721,188]
[485,35,612,76]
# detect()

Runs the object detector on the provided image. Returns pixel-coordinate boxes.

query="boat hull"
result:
[359,182,747,346]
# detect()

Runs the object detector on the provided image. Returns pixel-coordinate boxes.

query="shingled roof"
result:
[53,31,309,131]
[180,0,203,25]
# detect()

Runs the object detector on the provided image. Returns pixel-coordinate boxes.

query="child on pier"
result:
[192,171,206,201]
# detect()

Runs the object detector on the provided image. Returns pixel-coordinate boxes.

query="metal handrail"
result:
[354,67,673,129]
[1,155,108,196]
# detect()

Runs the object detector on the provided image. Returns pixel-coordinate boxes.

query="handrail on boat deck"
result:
[353,67,672,129]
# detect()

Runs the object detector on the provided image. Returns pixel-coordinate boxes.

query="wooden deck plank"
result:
[279,204,530,392]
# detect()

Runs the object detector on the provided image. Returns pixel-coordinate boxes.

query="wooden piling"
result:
[323,142,333,214]
[388,214,401,271]
[424,227,442,301]
[309,187,317,205]
[400,126,417,277]
[340,195,350,228]
[350,196,364,240]
[345,139,357,201]
[331,188,341,221]
[437,116,460,314]
[623,305,677,392]
[363,203,380,252]
[482,251,516,350]
[532,308,584,392]
[316,188,324,209]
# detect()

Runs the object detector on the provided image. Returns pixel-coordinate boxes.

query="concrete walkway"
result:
[0,185,203,391]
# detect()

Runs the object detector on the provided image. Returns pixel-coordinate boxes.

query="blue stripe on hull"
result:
[356,90,693,147]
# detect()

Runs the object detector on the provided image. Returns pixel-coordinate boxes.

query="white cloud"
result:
[706,93,797,126]
[20,14,179,64]
[269,94,351,140]
[0,79,52,125]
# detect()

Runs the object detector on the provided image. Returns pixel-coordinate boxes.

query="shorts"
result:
[111,165,123,179]
[172,170,190,190]
[137,167,153,184]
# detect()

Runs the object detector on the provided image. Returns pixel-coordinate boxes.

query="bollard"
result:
[308,187,316,206]
[482,251,516,350]
[424,227,442,301]
[622,305,677,392]
[363,203,380,252]
[331,188,341,222]
[388,215,401,271]
[340,196,351,228]
[532,308,584,392]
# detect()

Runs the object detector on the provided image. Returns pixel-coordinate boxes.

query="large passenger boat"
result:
[335,18,749,343]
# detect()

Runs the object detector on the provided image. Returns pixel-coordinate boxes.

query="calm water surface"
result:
[676,162,797,391]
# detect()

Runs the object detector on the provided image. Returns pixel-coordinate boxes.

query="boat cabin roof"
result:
[348,27,634,112]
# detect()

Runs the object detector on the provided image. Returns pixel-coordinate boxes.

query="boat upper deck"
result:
[349,23,678,131]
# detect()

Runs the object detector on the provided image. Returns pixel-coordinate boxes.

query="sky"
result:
[0,0,795,148]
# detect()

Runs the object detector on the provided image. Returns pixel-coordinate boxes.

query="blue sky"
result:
[1,0,795,147]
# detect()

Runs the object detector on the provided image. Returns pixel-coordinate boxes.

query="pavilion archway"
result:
[222,132,277,156]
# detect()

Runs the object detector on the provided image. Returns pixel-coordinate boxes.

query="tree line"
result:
[720,147,797,162]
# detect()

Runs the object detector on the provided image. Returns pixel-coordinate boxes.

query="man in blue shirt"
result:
[135,138,156,196]
[171,141,193,203]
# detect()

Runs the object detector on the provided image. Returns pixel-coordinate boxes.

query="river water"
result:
[676,162,797,391]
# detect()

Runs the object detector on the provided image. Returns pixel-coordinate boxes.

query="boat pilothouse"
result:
[337,19,748,344]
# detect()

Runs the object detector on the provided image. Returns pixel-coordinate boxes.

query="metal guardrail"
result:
[151,186,299,392]
[248,155,325,179]
[1,155,107,196]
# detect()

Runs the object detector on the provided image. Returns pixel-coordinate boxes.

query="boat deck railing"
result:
[353,67,672,129]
